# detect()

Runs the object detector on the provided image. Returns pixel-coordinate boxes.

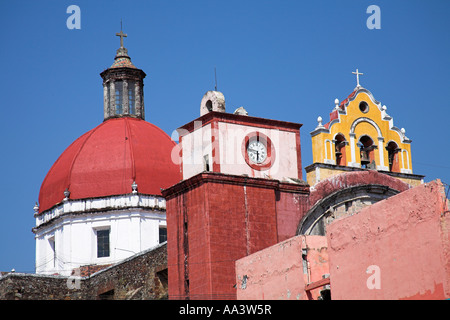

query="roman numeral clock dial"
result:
[247,140,267,164]
[243,132,275,171]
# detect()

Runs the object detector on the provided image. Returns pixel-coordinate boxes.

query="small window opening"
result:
[128,81,135,115]
[345,201,352,211]
[115,81,123,114]
[156,268,169,288]
[206,100,213,112]
[97,229,110,258]
[98,289,114,300]
[159,227,167,243]
[318,289,331,300]
[107,85,111,110]
[204,155,210,171]
[359,101,369,113]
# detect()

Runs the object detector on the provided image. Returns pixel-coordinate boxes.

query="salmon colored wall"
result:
[327,180,450,300]
[236,235,329,300]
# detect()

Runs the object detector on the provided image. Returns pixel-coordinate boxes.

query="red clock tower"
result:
[162,91,309,299]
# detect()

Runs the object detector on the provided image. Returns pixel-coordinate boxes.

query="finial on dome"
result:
[115,21,129,59]
[110,24,137,70]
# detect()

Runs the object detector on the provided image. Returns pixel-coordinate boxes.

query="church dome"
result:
[38,117,180,213]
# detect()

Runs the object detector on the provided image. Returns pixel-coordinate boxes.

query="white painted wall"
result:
[34,194,167,276]
[181,123,212,179]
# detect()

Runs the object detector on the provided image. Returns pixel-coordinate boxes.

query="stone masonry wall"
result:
[0,243,168,300]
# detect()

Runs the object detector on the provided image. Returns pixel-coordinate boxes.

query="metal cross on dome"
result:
[116,22,127,48]
[352,68,364,87]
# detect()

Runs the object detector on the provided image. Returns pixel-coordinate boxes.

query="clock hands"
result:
[248,140,267,163]
[248,148,265,161]
[248,148,259,160]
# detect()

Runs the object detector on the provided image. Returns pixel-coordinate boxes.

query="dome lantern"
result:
[100,28,146,121]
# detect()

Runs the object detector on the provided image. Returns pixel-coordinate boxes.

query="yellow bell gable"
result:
[306,85,424,187]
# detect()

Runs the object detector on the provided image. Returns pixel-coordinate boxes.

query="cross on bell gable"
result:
[352,68,364,87]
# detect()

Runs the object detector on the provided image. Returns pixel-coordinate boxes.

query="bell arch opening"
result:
[334,133,347,166]
[358,135,376,169]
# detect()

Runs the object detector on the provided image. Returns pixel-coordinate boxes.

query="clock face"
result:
[242,132,275,171]
[247,140,267,164]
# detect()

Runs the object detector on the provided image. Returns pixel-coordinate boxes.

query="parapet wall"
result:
[327,180,450,299]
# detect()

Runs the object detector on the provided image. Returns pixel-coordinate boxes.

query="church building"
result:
[161,66,442,300]
[33,30,179,276]
[1,30,448,301]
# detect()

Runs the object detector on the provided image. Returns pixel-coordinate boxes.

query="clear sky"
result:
[0,0,449,273]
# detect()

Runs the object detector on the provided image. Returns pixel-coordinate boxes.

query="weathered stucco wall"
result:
[164,172,309,300]
[327,180,450,300]
[235,235,329,300]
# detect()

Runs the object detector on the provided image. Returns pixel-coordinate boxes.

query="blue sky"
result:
[0,0,449,273]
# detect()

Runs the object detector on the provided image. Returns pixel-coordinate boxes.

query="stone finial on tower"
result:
[334,98,340,110]
[33,202,40,215]
[316,116,324,129]
[200,91,226,116]
[234,106,248,116]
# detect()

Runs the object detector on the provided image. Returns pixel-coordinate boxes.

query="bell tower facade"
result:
[162,91,309,299]
[306,71,424,187]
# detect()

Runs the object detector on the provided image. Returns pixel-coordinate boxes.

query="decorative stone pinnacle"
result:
[132,181,138,194]
[316,116,324,129]
[33,202,39,213]
[63,188,70,201]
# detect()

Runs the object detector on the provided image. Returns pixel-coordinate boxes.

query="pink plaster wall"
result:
[235,235,329,300]
[327,180,450,300]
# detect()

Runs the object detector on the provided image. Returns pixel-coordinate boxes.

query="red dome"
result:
[38,117,180,213]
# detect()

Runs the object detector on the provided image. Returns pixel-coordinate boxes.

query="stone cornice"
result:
[34,193,166,232]
[162,172,309,200]
[177,111,302,136]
